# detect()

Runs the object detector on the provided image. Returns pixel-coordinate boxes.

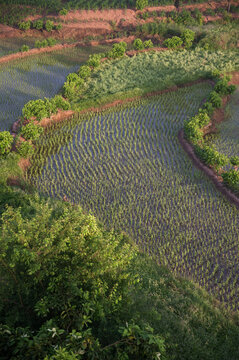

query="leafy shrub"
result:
[163,36,183,49]
[63,74,84,100]
[78,65,91,79]
[195,145,228,171]
[136,0,148,11]
[35,39,48,48]
[17,141,34,158]
[52,95,70,111]
[59,8,68,16]
[45,20,54,32]
[222,169,239,193]
[181,29,195,49]
[18,20,31,31]
[184,121,203,144]
[108,42,127,59]
[47,37,57,46]
[214,77,236,95]
[144,39,154,48]
[87,54,101,68]
[33,19,44,30]
[133,38,144,50]
[55,23,62,30]
[209,91,222,108]
[203,101,214,116]
[176,10,195,25]
[20,123,44,141]
[230,156,239,168]
[0,203,165,359]
[22,99,50,121]
[20,44,29,52]
[0,131,14,156]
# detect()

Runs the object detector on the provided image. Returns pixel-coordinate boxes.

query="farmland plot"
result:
[28,82,239,310]
[0,45,109,131]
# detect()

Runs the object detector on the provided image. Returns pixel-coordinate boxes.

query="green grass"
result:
[28,83,239,311]
[0,45,110,131]
[73,49,239,110]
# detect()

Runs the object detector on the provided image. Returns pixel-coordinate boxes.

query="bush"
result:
[63,74,84,100]
[163,36,183,49]
[209,91,222,108]
[20,44,29,52]
[87,54,101,68]
[136,0,148,11]
[222,169,239,193]
[144,39,154,48]
[214,77,236,95]
[35,39,48,48]
[195,145,228,171]
[0,203,165,359]
[33,19,44,30]
[47,37,57,47]
[184,121,203,144]
[52,95,70,111]
[78,65,91,79]
[133,38,144,50]
[22,99,50,121]
[18,20,31,31]
[203,102,214,116]
[45,20,54,32]
[0,131,14,156]
[181,29,195,49]
[59,8,68,16]
[20,123,44,141]
[108,42,127,59]
[230,156,239,168]
[55,23,62,30]
[17,141,34,158]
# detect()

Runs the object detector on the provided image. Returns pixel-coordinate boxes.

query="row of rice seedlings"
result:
[28,83,239,310]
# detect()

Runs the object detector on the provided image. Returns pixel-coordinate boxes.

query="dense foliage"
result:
[0,131,14,156]
[0,198,166,359]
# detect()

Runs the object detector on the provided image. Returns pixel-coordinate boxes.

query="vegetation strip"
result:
[178,129,239,208]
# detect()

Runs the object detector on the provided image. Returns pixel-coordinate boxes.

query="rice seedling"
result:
[28,82,239,310]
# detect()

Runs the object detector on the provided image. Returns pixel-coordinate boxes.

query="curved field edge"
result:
[178,129,239,208]
[27,83,239,310]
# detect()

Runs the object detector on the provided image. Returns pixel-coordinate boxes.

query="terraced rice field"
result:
[210,87,239,165]
[28,82,239,310]
[0,45,109,131]
[0,38,36,57]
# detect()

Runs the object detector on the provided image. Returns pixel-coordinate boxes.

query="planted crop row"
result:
[27,83,239,310]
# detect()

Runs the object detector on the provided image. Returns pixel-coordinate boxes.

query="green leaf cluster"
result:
[163,36,183,49]
[0,131,14,156]
[20,123,44,141]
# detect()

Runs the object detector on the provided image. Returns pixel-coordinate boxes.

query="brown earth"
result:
[2,0,237,41]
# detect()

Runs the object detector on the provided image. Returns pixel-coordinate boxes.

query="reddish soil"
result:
[0,24,22,38]
[18,157,31,172]
[39,109,75,127]
[1,1,238,42]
